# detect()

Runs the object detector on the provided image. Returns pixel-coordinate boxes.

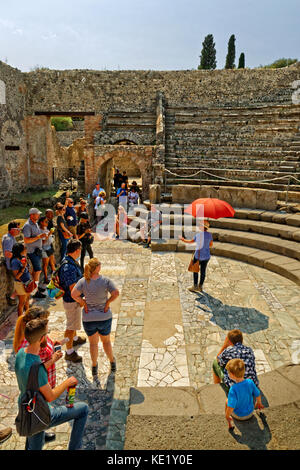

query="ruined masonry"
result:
[0,61,300,203]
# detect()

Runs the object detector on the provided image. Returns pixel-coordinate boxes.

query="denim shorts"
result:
[28,251,42,272]
[83,318,112,337]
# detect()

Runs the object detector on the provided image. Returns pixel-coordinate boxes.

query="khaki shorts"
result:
[14,281,27,296]
[63,300,82,331]
[67,225,77,237]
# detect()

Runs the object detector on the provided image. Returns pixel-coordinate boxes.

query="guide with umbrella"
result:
[180,198,235,293]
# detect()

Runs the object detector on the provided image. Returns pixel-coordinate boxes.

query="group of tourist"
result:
[11,237,119,450]
[113,169,142,206]
[0,182,265,450]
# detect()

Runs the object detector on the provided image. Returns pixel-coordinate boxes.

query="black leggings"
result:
[80,243,94,271]
[193,258,209,286]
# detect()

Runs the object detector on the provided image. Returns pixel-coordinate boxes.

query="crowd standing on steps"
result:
[0,179,266,449]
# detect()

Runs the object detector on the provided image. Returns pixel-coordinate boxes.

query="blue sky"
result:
[0,0,299,71]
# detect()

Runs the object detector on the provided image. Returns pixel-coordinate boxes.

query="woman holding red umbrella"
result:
[180,219,213,293]
[181,197,234,293]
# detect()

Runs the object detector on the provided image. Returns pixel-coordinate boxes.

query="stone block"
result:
[149,184,161,204]
[256,189,277,211]
[129,387,201,416]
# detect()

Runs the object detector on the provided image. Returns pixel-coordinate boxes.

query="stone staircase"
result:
[163,104,300,194]
[125,204,300,286]
[95,110,157,145]
[124,364,300,450]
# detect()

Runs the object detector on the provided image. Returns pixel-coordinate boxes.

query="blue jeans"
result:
[58,231,68,260]
[25,402,89,450]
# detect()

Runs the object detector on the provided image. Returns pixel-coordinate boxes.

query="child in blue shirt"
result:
[225,358,264,430]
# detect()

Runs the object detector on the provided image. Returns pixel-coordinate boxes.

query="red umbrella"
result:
[185,198,235,219]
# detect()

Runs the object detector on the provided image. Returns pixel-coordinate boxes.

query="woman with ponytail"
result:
[71,258,119,379]
[13,306,63,442]
[13,306,62,389]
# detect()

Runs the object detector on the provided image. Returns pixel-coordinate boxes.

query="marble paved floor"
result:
[0,239,299,450]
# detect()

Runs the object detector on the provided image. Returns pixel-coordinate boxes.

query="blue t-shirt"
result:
[117,188,127,197]
[10,258,31,283]
[15,348,49,406]
[58,256,83,303]
[1,233,16,269]
[227,379,260,417]
[193,231,213,261]
[65,206,78,227]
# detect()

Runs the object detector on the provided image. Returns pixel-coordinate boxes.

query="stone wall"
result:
[0,61,28,198]
[0,258,14,321]
[172,185,278,210]
[24,64,300,113]
[1,61,300,198]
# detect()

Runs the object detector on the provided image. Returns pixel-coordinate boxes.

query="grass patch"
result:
[0,205,44,236]
[13,188,58,203]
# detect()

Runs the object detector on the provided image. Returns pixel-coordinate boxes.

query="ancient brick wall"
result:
[24,65,300,114]
[1,61,300,198]
[0,61,28,198]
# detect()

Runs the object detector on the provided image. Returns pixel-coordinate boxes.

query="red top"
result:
[18,336,56,389]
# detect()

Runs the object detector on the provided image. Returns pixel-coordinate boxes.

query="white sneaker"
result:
[188,285,198,293]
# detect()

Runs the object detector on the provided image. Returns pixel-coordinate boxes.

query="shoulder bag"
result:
[15,362,51,437]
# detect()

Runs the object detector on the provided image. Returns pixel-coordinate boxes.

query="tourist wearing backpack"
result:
[58,239,86,363]
[15,317,89,450]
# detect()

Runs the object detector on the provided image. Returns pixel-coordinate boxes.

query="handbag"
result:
[188,256,200,273]
[23,279,36,294]
[62,231,72,239]
[15,362,51,437]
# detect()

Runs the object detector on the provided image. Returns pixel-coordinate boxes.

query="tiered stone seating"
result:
[164,103,300,194]
[126,205,300,286]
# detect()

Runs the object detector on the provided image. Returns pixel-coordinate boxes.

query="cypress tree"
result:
[238,53,245,69]
[225,34,236,69]
[198,34,217,70]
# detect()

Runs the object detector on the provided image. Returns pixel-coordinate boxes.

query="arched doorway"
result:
[85,145,154,201]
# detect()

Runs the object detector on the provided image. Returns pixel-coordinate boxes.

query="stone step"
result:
[149,239,300,286]
[164,174,299,185]
[124,364,300,449]
[164,181,300,192]
[136,206,300,227]
[165,161,299,172]
[126,217,300,259]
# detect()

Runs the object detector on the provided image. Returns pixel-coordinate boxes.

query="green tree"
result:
[51,117,73,131]
[225,34,236,69]
[238,53,245,69]
[262,58,298,69]
[198,34,217,70]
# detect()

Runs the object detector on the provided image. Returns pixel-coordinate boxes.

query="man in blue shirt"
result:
[116,183,128,208]
[22,208,48,299]
[15,317,89,450]
[58,239,86,363]
[65,198,78,239]
[1,221,20,305]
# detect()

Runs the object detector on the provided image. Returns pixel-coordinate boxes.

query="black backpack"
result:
[15,362,51,437]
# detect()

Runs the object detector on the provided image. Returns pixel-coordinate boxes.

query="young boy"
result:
[225,358,264,430]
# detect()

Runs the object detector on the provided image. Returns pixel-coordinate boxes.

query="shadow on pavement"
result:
[56,363,116,450]
[195,292,269,334]
[229,412,272,450]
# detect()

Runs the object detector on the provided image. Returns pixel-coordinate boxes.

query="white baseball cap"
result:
[29,208,42,215]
